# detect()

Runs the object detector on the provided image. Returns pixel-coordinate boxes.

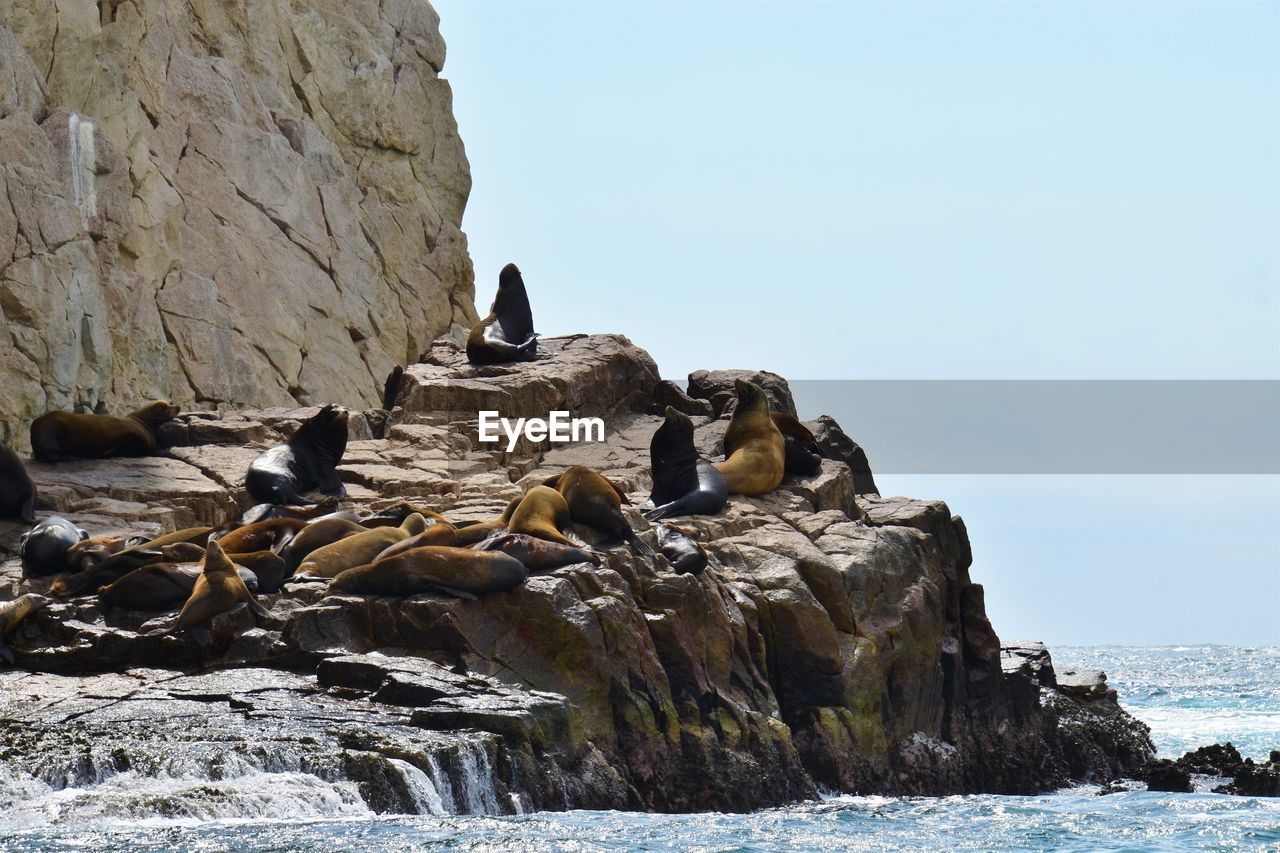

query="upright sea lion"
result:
[0,594,50,663]
[655,524,709,575]
[296,514,429,579]
[0,442,37,523]
[466,263,538,365]
[543,466,654,556]
[168,541,270,642]
[29,400,179,461]
[476,533,600,572]
[244,404,349,506]
[328,546,528,597]
[382,365,404,410]
[715,379,785,496]
[101,561,259,612]
[372,519,460,562]
[279,516,368,572]
[19,516,88,578]
[644,406,728,521]
[771,412,823,476]
[214,517,308,555]
[508,485,578,546]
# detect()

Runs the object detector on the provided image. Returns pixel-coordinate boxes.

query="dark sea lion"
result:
[215,517,307,555]
[168,541,270,641]
[244,404,349,506]
[51,542,206,598]
[225,550,288,594]
[715,379,785,495]
[656,524,708,575]
[466,263,538,365]
[543,466,654,556]
[359,501,451,528]
[0,442,37,523]
[476,532,600,572]
[382,364,404,410]
[508,485,578,546]
[372,519,460,563]
[233,496,341,528]
[297,514,429,579]
[0,593,50,663]
[19,516,88,578]
[452,498,521,546]
[279,516,368,572]
[644,406,728,521]
[328,546,528,597]
[101,561,259,612]
[771,412,823,476]
[29,400,180,461]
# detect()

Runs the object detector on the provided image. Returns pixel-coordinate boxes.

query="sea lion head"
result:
[498,263,523,290]
[733,378,769,414]
[492,263,534,341]
[134,400,181,426]
[293,404,349,463]
[661,406,694,439]
[202,539,237,575]
[20,517,89,578]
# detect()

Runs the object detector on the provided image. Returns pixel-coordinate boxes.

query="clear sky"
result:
[435,1,1280,645]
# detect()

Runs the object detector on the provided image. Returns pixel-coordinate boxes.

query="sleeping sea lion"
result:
[508,485,578,546]
[543,466,654,556]
[215,517,308,555]
[100,561,259,612]
[476,533,600,572]
[372,519,460,562]
[359,501,451,528]
[655,524,709,575]
[0,594,50,663]
[225,550,289,594]
[167,541,270,642]
[279,516,369,572]
[29,400,180,461]
[19,516,88,578]
[452,498,521,546]
[466,263,538,365]
[715,379,785,495]
[644,406,728,521]
[140,527,216,549]
[296,514,430,579]
[65,534,149,572]
[233,496,341,528]
[244,404,349,506]
[771,412,823,476]
[51,542,207,598]
[0,442,37,523]
[328,546,528,597]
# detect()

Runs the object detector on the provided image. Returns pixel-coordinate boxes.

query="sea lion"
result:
[771,412,823,476]
[296,514,430,579]
[372,519,460,562]
[508,485,578,546]
[715,379,785,496]
[0,442,37,523]
[359,501,451,528]
[51,542,207,598]
[64,534,149,572]
[168,541,270,642]
[452,498,521,546]
[476,533,600,572]
[233,496,341,528]
[214,517,308,555]
[29,400,180,461]
[328,546,528,597]
[644,406,728,521]
[101,561,259,612]
[543,466,654,556]
[466,263,538,365]
[655,524,709,575]
[382,364,404,410]
[224,550,288,594]
[279,516,369,572]
[0,594,50,664]
[140,527,216,549]
[19,516,88,578]
[244,404,349,506]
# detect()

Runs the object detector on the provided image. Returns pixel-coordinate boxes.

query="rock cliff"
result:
[0,0,475,448]
[0,335,1155,814]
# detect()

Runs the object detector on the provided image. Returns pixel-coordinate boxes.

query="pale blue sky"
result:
[436,1,1279,644]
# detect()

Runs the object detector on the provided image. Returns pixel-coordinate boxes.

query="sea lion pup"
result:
[508,485,579,546]
[328,546,528,597]
[295,514,429,579]
[452,498,521,546]
[224,550,288,594]
[655,524,708,575]
[29,400,180,461]
[98,562,259,612]
[771,412,823,476]
[644,406,728,521]
[166,541,270,643]
[244,404,349,506]
[476,533,600,572]
[714,378,785,496]
[543,466,655,557]
[279,516,368,572]
[214,517,308,555]
[466,263,538,365]
[19,516,88,577]
[0,594,50,664]
[0,442,37,523]
[372,518,460,563]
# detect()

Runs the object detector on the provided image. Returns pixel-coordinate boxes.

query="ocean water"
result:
[0,646,1275,851]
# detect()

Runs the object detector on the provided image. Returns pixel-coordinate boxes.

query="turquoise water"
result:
[1,646,1276,851]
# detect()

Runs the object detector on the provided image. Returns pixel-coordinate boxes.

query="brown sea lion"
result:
[715,379,785,495]
[0,593,50,663]
[29,400,180,461]
[476,532,600,572]
[543,466,654,556]
[232,496,341,529]
[245,404,349,506]
[51,542,207,598]
[452,498,521,546]
[225,550,289,594]
[167,541,270,642]
[655,524,709,575]
[19,517,88,578]
[100,561,259,612]
[466,263,538,365]
[215,518,308,555]
[279,516,369,572]
[508,485,578,546]
[296,514,430,579]
[645,406,728,521]
[65,534,149,572]
[328,546,528,597]
[141,527,216,549]
[372,519,460,563]
[0,442,37,523]
[771,412,823,476]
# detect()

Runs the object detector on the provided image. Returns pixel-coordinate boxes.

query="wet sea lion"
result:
[244,404,349,506]
[19,516,88,578]
[466,263,538,365]
[101,561,259,612]
[279,516,369,572]
[372,519,460,562]
[655,524,709,575]
[224,550,288,594]
[168,541,270,642]
[771,412,823,476]
[508,485,578,546]
[543,466,654,556]
[0,594,50,663]
[476,533,600,572]
[214,517,308,555]
[0,442,37,523]
[328,546,528,597]
[644,406,728,521]
[715,379,785,496]
[29,400,180,461]
[296,514,430,579]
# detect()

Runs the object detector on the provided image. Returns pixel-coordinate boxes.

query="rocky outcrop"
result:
[0,0,475,449]
[0,335,1154,814]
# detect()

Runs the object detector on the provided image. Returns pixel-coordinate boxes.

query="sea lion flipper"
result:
[184,626,213,645]
[247,598,273,621]
[425,583,478,601]
[628,533,656,558]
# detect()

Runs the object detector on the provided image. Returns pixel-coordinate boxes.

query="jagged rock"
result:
[1215,755,1280,797]
[810,415,880,496]
[648,380,714,418]
[1177,742,1245,777]
[1144,758,1193,792]
[687,369,797,417]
